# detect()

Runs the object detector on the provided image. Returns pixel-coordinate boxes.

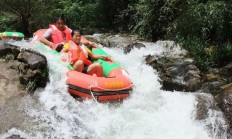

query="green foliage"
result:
[26,79,36,93]
[4,54,14,62]
[176,38,232,72]
[118,0,187,41]
[174,0,232,71]
[214,43,232,66]
[47,0,117,29]
[175,1,232,43]
[0,13,21,32]
[222,77,232,84]
[0,0,59,36]
[0,0,129,34]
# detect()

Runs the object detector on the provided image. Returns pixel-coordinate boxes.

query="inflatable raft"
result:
[0,32,24,40]
[33,29,133,101]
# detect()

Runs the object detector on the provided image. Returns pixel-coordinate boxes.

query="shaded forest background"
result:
[0,0,231,71]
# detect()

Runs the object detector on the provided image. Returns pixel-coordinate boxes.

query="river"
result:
[0,40,228,139]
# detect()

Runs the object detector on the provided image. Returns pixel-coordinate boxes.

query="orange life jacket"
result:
[68,40,92,66]
[49,24,71,49]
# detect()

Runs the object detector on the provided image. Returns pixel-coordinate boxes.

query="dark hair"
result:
[71,29,82,37]
[53,14,66,24]
[56,44,64,52]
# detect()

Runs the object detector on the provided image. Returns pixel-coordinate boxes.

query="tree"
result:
[0,0,57,37]
[118,0,187,41]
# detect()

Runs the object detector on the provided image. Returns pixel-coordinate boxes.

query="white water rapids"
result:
[0,40,228,139]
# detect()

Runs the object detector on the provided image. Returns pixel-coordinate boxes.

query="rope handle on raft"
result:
[89,88,98,103]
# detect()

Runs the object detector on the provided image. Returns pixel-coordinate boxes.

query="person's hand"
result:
[83,42,95,48]
[48,42,55,49]
[102,56,112,61]
[106,56,113,61]
[83,42,90,46]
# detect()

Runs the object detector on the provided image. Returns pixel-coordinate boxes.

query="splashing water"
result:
[0,40,228,139]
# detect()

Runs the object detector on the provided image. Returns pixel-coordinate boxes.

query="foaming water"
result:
[0,40,227,139]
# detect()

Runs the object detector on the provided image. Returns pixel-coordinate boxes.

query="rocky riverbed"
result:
[0,41,48,136]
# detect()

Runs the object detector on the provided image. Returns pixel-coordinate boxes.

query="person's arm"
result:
[41,37,54,48]
[82,44,112,61]
[89,51,112,61]
[89,53,104,60]
[83,42,96,49]
[40,29,54,48]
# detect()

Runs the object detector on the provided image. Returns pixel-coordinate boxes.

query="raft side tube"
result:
[0,32,24,40]
[67,70,132,92]
[68,85,131,101]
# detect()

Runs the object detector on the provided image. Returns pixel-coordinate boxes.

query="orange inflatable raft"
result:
[33,29,133,101]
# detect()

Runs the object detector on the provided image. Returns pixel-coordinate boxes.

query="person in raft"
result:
[40,14,72,52]
[62,30,111,77]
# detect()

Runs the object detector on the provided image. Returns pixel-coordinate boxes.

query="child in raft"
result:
[62,29,111,77]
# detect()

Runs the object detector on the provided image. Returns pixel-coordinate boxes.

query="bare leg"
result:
[87,63,103,77]
[73,60,84,72]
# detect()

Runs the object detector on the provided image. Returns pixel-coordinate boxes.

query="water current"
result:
[0,40,228,139]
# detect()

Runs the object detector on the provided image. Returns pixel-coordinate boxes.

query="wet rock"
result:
[156,41,189,58]
[195,94,229,138]
[89,34,141,48]
[205,74,220,81]
[215,83,232,128]
[145,55,202,92]
[124,42,146,54]
[224,62,232,74]
[0,41,48,135]
[17,50,48,90]
[0,46,20,59]
[0,42,49,92]
[208,63,232,76]
[85,36,99,44]
[195,95,212,121]
[199,81,224,94]
[201,62,232,95]
[215,83,232,111]
[0,59,24,101]
[0,58,29,133]
[161,79,191,91]
[104,35,134,48]
[17,50,46,70]
[82,28,109,35]
[6,135,24,139]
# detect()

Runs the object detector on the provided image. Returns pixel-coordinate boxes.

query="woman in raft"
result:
[40,14,72,52]
[63,30,111,77]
